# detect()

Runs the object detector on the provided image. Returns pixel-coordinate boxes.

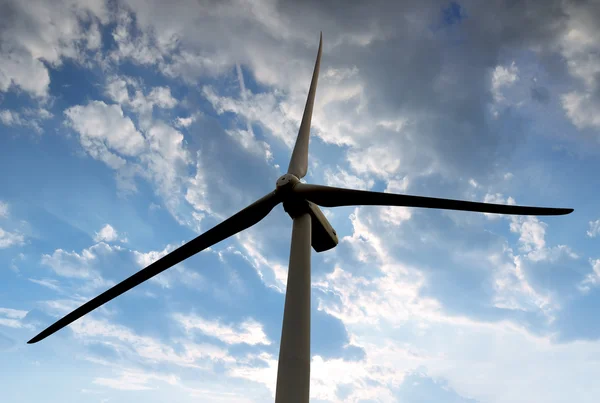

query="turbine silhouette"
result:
[28,33,573,402]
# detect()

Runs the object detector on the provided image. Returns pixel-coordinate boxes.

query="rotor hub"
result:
[276,174,300,193]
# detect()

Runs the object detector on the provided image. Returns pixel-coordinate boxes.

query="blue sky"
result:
[2,0,600,402]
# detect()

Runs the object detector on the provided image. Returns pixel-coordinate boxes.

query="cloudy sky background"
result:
[2,0,600,401]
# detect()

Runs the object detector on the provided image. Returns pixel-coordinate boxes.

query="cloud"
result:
[0,201,8,218]
[579,258,600,293]
[60,315,235,369]
[0,0,108,97]
[490,247,553,316]
[105,76,178,119]
[174,313,271,346]
[0,227,25,249]
[509,215,578,262]
[0,307,32,329]
[483,193,516,220]
[65,101,146,160]
[202,85,299,149]
[10,252,25,272]
[0,108,53,133]
[65,89,196,227]
[174,114,199,128]
[492,61,519,102]
[28,278,61,292]
[561,91,600,130]
[94,224,123,243]
[93,370,178,391]
[0,201,26,248]
[588,220,600,238]
[40,242,118,290]
[132,243,204,289]
[4,1,600,402]
[109,8,169,66]
[324,167,374,190]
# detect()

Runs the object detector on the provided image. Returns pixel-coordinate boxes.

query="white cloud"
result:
[490,247,553,316]
[65,91,195,226]
[0,201,9,218]
[148,86,178,109]
[379,177,412,225]
[65,101,146,159]
[94,224,122,243]
[0,110,22,126]
[174,114,199,128]
[0,307,27,319]
[110,9,166,66]
[28,278,61,291]
[106,76,177,119]
[557,4,600,131]
[324,167,374,190]
[185,152,212,216]
[0,307,32,329]
[0,108,52,133]
[559,5,600,89]
[202,85,298,149]
[5,4,599,402]
[62,315,235,369]
[588,220,600,238]
[93,370,178,391]
[579,258,600,293]
[347,146,403,179]
[0,227,25,248]
[483,192,516,220]
[509,215,577,262]
[132,243,204,289]
[0,0,108,97]
[234,234,289,292]
[308,201,600,403]
[174,314,271,346]
[40,242,117,291]
[491,61,519,102]
[105,76,131,105]
[561,91,600,130]
[0,48,51,98]
[10,252,25,272]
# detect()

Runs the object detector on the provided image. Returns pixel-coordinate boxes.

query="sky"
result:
[1,0,600,402]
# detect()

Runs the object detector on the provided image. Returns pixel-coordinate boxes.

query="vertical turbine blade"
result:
[287,32,323,179]
[275,213,312,402]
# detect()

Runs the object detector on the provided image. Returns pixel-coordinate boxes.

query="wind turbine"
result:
[28,33,573,402]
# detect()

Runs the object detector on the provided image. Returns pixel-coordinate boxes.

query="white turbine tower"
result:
[28,33,573,402]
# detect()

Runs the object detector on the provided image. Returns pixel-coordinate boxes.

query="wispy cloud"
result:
[0,227,25,249]
[174,314,271,346]
[587,220,600,238]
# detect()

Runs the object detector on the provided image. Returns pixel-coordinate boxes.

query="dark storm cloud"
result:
[266,0,574,178]
[0,0,590,180]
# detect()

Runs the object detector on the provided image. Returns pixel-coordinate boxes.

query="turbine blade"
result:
[293,184,574,216]
[28,191,282,344]
[287,32,323,179]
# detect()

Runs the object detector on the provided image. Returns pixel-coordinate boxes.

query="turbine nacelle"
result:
[275,173,300,194]
[276,174,338,253]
